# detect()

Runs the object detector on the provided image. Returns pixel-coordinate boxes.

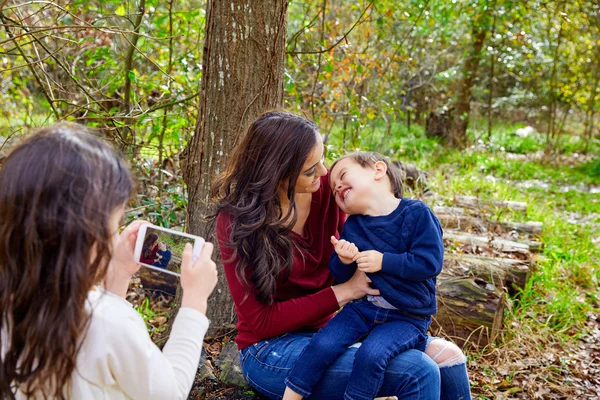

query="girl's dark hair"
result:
[142,233,159,259]
[330,152,404,198]
[211,111,319,304]
[0,122,132,399]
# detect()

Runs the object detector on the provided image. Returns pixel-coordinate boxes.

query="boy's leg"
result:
[239,332,439,400]
[344,320,427,400]
[284,302,370,398]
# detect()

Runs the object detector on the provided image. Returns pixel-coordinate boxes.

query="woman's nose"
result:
[316,161,327,176]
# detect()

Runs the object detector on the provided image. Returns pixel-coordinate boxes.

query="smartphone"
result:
[133,224,204,277]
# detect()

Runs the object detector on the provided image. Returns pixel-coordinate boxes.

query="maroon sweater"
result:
[216,175,344,350]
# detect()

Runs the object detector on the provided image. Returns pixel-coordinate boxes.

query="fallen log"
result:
[436,214,487,232]
[436,213,543,236]
[444,231,543,253]
[139,266,179,296]
[443,253,530,293]
[454,195,527,213]
[433,205,467,215]
[491,221,542,235]
[433,276,506,348]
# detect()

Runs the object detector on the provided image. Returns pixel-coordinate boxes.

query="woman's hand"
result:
[331,268,380,307]
[105,220,147,298]
[181,242,219,315]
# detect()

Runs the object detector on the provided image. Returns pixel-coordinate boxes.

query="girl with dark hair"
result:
[140,232,160,264]
[0,123,218,399]
[213,111,471,399]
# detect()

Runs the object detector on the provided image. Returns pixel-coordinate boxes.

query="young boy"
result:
[283,152,444,400]
[153,242,172,269]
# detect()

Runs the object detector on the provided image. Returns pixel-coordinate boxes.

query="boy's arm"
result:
[329,251,357,284]
[379,207,444,281]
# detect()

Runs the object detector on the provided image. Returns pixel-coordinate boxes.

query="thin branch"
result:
[380,0,431,79]
[0,0,9,13]
[0,12,59,118]
[123,0,146,114]
[286,0,374,56]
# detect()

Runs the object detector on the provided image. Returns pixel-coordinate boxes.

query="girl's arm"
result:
[99,292,209,399]
[102,241,218,399]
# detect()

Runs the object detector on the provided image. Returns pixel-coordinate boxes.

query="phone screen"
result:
[138,227,192,275]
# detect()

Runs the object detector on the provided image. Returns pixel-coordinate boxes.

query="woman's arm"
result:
[217,214,377,339]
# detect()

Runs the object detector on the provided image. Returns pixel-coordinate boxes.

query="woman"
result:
[213,111,471,399]
[140,232,159,264]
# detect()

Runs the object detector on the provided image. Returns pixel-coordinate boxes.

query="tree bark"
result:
[449,27,488,148]
[442,253,531,294]
[433,276,506,348]
[182,0,288,333]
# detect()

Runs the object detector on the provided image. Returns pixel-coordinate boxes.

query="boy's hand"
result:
[354,250,383,273]
[331,236,359,264]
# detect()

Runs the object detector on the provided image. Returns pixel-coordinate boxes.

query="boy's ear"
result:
[373,161,387,180]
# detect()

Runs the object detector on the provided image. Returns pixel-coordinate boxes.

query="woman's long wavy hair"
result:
[211,111,319,304]
[0,123,132,399]
[142,233,159,259]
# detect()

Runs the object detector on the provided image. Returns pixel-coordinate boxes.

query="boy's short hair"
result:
[330,152,404,198]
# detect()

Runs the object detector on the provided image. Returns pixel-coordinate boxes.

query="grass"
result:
[326,116,600,344]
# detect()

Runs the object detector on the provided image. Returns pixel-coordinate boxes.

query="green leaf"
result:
[324,61,334,73]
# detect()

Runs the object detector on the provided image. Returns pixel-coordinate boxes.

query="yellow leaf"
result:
[116,5,126,17]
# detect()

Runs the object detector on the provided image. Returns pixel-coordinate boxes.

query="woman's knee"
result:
[425,339,466,368]
[385,349,440,389]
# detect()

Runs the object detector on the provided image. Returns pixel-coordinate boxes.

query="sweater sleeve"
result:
[380,206,444,281]
[217,213,340,339]
[103,293,209,399]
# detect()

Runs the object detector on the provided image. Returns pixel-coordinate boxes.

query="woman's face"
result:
[295,133,327,194]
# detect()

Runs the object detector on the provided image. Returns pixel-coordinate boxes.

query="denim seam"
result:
[284,377,312,398]
[392,371,426,399]
[245,374,283,400]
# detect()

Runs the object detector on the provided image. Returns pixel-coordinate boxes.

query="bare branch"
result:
[0,12,60,118]
[286,0,374,56]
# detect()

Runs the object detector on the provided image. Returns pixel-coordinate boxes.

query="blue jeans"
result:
[285,299,430,400]
[240,333,471,400]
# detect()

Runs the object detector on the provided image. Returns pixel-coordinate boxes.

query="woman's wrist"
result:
[331,283,355,307]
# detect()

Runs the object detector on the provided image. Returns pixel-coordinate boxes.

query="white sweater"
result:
[9,287,209,399]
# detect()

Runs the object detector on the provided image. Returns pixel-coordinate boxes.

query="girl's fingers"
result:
[330,236,339,245]
[197,242,215,264]
[181,243,193,272]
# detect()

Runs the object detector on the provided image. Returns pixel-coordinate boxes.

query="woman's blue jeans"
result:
[285,300,430,400]
[240,331,469,399]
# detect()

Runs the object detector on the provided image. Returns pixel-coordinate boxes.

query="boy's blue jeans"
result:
[284,299,430,400]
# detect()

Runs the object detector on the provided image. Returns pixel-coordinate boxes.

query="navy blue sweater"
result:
[329,198,443,316]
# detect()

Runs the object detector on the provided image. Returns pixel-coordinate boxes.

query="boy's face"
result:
[329,158,378,215]
[159,242,167,251]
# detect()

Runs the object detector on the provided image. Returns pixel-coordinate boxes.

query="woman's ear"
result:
[374,161,387,181]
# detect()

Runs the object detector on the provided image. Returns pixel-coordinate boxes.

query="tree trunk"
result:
[182,0,288,334]
[449,27,488,148]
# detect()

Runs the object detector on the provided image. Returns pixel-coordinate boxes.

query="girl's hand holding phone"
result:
[181,242,218,315]
[105,220,147,297]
